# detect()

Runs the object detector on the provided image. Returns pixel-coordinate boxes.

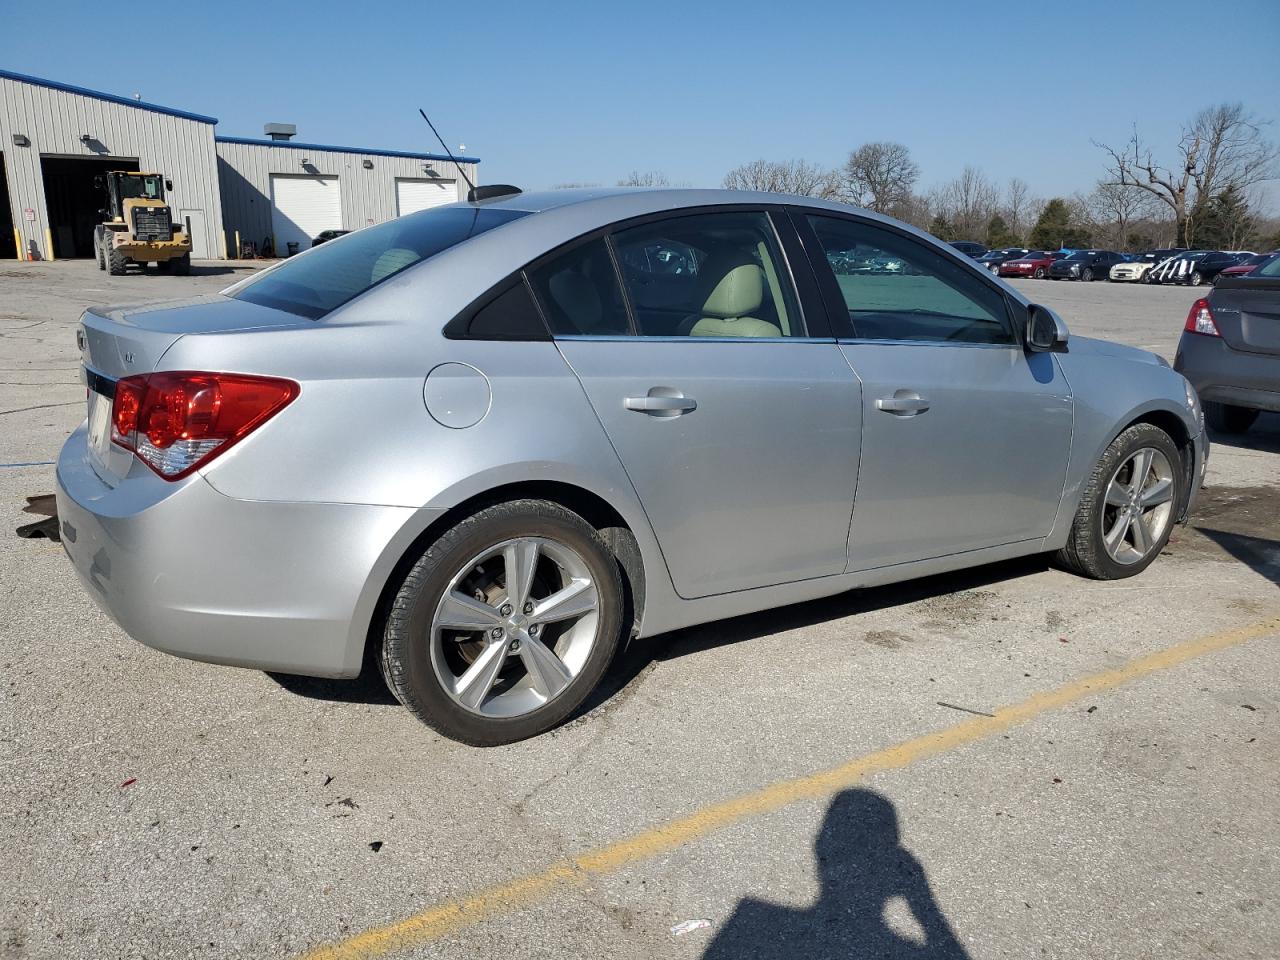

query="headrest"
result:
[370,248,419,284]
[701,255,763,319]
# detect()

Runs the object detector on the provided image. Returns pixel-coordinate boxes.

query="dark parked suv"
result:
[1174,256,1280,434]
[1048,250,1125,281]
[1148,250,1247,286]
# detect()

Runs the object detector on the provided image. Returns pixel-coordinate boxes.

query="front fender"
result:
[1047,350,1200,548]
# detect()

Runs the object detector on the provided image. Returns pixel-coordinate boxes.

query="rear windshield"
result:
[232,207,530,318]
[1257,256,1280,278]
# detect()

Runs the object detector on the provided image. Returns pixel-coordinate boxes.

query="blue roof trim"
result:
[0,68,218,124]
[215,136,480,164]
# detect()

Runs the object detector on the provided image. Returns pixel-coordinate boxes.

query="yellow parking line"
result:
[301,615,1280,960]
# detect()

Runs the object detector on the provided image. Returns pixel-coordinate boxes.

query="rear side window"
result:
[527,238,632,336]
[232,207,530,319]
[807,215,1012,344]
[447,278,549,340]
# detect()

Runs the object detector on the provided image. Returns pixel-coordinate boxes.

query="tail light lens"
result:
[1184,298,1220,337]
[111,371,299,480]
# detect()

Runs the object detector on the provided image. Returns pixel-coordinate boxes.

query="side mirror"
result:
[1026,304,1069,352]
[165,179,173,191]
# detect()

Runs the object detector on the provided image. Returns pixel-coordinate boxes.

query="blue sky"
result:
[4,0,1279,205]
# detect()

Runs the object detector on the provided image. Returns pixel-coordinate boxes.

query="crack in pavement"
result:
[0,402,82,417]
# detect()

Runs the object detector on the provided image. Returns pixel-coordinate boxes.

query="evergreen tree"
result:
[1192,185,1255,249]
[1030,199,1091,249]
[985,213,1019,248]
[929,215,956,241]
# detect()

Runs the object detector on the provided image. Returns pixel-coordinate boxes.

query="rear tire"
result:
[1206,402,1259,435]
[1055,423,1182,580]
[380,500,624,745]
[107,247,127,276]
[95,236,106,271]
[171,254,191,276]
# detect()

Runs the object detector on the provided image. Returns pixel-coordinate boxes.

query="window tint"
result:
[527,238,631,336]
[450,278,548,340]
[232,207,529,319]
[611,211,803,337]
[807,215,1012,344]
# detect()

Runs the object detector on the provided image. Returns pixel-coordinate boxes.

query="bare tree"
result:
[617,170,670,187]
[841,142,920,212]
[1080,181,1156,249]
[1004,177,1033,242]
[933,166,999,239]
[1095,102,1278,247]
[722,159,841,199]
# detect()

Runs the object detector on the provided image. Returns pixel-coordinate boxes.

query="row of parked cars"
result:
[949,242,1278,287]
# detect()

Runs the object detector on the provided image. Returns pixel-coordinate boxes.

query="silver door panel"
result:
[557,338,861,599]
[840,342,1072,569]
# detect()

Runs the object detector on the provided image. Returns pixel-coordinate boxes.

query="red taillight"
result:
[1184,298,1221,337]
[110,371,299,480]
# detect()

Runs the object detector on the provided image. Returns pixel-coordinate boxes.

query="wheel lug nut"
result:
[528,624,540,637]
[500,603,513,617]
[490,627,503,640]
[523,602,534,615]
[508,639,521,653]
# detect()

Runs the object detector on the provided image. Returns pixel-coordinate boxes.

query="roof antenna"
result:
[418,108,519,204]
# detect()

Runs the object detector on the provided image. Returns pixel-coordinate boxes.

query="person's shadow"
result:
[703,788,970,959]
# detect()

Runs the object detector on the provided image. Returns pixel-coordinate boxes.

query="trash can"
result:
[286,242,300,257]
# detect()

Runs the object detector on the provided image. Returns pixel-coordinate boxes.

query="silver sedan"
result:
[56,188,1207,744]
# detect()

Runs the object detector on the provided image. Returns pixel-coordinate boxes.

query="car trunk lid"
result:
[1208,278,1280,357]
[77,295,314,484]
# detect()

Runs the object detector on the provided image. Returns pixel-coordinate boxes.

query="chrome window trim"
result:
[553,335,838,344]
[836,338,1019,351]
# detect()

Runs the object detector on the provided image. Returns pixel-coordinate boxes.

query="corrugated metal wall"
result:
[0,75,224,259]
[214,140,479,256]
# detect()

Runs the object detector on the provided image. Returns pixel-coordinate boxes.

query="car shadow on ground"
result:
[577,555,1049,719]
[1194,527,1280,586]
[1207,412,1280,455]
[701,787,971,959]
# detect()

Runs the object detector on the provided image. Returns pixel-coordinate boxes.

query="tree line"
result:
[710,101,1278,252]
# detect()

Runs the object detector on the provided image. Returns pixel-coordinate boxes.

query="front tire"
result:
[170,254,191,276]
[107,246,127,276]
[1190,270,1204,286]
[1055,423,1182,580]
[1206,402,1259,435]
[380,500,624,745]
[1034,267,1046,279]
[1082,267,1095,282]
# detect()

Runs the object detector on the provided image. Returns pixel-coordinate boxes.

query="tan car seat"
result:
[687,250,782,338]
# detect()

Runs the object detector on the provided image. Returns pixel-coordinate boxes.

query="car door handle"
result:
[624,391,697,416]
[876,393,931,415]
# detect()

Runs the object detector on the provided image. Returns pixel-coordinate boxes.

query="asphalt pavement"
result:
[1,260,1277,959]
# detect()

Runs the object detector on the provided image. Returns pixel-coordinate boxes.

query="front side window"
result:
[232,206,529,319]
[610,211,803,337]
[806,215,1013,344]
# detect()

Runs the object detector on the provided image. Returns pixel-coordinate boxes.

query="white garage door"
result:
[270,174,342,254]
[396,178,456,216]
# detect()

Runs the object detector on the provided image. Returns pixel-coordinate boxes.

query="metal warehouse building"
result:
[0,69,480,261]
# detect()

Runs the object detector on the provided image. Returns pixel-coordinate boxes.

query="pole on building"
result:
[234,230,240,260]
[44,227,55,261]
[12,229,20,261]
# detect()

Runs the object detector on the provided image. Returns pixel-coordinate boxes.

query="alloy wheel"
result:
[1101,447,1176,565]
[429,537,601,718]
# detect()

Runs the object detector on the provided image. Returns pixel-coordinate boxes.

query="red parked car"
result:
[1214,252,1277,281]
[998,250,1063,279]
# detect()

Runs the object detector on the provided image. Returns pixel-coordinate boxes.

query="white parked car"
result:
[1110,249,1184,283]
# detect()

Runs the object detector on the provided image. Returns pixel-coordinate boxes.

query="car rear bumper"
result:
[1174,332,1280,413]
[55,423,420,678]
